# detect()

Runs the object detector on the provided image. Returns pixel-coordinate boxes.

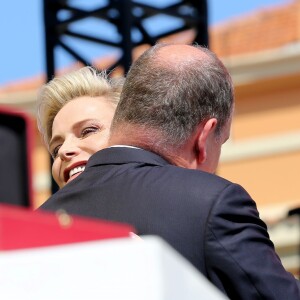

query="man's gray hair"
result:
[112,44,234,150]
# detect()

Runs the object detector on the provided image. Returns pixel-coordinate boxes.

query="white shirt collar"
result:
[109,145,141,150]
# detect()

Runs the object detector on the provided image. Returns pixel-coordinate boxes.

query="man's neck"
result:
[108,124,197,169]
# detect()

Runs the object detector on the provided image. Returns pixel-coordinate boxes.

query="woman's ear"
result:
[195,118,218,165]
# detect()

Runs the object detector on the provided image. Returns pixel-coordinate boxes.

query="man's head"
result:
[109,43,234,173]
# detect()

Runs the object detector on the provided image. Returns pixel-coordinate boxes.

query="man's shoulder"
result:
[165,163,233,186]
[89,146,234,190]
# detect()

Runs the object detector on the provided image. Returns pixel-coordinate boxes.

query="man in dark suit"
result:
[40,44,300,299]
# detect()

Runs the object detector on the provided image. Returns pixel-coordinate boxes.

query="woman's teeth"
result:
[69,166,85,178]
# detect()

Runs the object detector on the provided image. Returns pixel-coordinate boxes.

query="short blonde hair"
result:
[37,66,124,148]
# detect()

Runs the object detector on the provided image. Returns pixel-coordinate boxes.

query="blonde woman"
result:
[37,66,123,188]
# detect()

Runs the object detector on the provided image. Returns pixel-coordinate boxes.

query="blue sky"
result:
[0,0,289,85]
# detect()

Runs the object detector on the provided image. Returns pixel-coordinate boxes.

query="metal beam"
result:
[43,0,209,194]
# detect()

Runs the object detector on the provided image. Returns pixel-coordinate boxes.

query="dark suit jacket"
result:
[40,147,300,299]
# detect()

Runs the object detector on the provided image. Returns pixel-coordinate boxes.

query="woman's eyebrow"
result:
[72,119,102,130]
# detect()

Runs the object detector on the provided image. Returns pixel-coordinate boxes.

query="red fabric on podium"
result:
[0,204,135,250]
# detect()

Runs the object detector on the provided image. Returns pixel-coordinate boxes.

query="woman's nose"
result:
[58,138,80,161]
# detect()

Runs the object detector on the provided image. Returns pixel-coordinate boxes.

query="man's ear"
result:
[195,118,218,164]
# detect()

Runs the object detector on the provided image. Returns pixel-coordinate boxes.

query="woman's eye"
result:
[81,126,100,138]
[51,145,61,159]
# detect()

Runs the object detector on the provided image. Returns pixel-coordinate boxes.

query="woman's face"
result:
[50,96,116,188]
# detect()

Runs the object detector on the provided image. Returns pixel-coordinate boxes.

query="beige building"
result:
[210,0,300,276]
[0,0,300,275]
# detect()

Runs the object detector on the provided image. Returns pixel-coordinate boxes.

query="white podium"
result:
[0,236,227,300]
